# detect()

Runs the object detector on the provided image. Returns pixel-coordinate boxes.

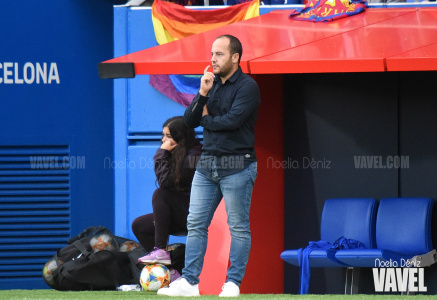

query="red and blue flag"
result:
[289,0,367,22]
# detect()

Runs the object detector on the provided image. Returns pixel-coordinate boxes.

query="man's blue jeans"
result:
[182,161,257,286]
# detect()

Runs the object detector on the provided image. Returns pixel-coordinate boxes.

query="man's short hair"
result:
[216,35,242,64]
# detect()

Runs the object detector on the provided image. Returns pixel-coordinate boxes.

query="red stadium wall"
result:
[240,74,284,294]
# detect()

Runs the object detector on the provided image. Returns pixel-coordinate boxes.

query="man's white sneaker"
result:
[219,281,240,297]
[157,277,200,297]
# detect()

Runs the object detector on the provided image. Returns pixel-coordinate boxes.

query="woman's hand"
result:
[161,139,178,151]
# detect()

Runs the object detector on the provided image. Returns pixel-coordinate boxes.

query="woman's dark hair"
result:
[162,116,199,190]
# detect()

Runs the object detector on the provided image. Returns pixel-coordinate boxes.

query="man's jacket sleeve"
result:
[184,93,208,128]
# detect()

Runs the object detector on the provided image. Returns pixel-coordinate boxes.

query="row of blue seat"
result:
[281,197,435,293]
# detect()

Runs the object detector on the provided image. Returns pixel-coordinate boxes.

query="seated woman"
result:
[132,116,201,277]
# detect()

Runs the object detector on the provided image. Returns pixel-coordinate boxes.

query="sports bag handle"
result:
[72,240,92,259]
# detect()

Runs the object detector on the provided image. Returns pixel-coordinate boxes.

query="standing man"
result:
[158,34,261,297]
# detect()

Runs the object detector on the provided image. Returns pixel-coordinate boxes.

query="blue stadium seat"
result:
[281,198,378,267]
[335,197,434,268]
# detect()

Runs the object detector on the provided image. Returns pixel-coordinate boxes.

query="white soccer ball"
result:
[140,264,170,292]
[89,234,115,252]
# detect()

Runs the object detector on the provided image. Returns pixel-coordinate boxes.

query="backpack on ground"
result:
[42,226,141,291]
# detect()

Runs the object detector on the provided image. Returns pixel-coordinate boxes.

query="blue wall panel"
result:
[0,0,115,289]
[127,144,160,237]
[113,6,190,239]
[126,8,187,135]
[128,75,187,135]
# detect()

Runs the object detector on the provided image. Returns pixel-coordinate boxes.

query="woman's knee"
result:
[132,213,154,234]
[131,216,142,233]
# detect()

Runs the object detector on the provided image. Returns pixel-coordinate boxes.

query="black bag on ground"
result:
[42,226,142,291]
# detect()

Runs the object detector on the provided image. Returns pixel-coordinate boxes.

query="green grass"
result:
[0,290,436,300]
